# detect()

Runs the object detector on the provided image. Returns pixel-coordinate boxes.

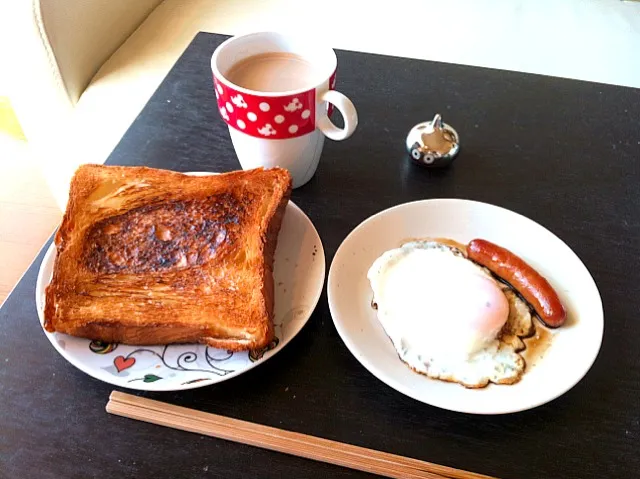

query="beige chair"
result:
[7,0,640,210]
[7,0,164,209]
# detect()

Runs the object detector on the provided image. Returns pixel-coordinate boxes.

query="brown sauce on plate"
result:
[523,323,553,370]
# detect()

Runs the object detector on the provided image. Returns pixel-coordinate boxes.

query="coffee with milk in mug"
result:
[225,52,321,92]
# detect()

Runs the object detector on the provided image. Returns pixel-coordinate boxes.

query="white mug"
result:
[211,32,358,188]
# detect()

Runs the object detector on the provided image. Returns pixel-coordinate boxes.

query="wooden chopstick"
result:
[107,391,500,479]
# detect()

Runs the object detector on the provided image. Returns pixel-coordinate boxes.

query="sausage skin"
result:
[467,239,567,328]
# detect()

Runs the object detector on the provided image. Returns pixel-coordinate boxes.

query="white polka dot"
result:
[301,109,311,119]
[288,125,299,134]
[237,119,246,129]
[259,102,270,112]
[220,105,226,113]
[247,112,257,122]
[226,102,234,112]
[217,84,224,95]
[215,90,219,98]
[274,115,285,124]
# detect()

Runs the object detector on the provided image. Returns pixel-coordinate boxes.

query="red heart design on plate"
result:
[114,356,135,373]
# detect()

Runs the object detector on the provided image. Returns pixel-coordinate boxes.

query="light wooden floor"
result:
[0,133,62,305]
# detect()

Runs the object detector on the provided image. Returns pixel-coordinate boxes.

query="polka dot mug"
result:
[211,32,358,188]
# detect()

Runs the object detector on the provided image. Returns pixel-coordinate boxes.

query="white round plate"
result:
[328,199,603,414]
[37,172,325,391]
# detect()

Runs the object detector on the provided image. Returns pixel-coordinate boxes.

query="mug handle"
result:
[317,90,358,141]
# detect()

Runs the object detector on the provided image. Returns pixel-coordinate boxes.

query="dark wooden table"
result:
[1,33,639,479]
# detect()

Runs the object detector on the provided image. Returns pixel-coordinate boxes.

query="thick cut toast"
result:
[44,164,292,351]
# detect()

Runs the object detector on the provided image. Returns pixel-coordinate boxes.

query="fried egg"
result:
[367,240,533,388]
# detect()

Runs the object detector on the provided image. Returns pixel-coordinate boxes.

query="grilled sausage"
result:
[467,239,567,328]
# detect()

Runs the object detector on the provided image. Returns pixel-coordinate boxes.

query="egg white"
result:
[368,240,534,389]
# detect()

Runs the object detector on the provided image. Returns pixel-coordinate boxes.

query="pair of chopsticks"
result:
[107,391,499,479]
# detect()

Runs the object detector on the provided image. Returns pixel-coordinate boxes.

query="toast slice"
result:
[44,164,292,351]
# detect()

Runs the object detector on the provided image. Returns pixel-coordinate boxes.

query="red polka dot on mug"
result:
[212,78,316,139]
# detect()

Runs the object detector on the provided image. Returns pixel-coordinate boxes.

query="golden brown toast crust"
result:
[44,164,292,351]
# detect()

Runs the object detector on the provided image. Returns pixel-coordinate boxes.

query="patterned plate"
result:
[36,188,325,391]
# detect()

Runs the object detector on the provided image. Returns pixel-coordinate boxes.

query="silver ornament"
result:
[406,114,460,168]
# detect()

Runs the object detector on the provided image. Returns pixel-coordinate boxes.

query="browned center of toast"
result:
[83,193,249,274]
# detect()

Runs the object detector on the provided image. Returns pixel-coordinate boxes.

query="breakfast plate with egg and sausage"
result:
[327,199,603,414]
